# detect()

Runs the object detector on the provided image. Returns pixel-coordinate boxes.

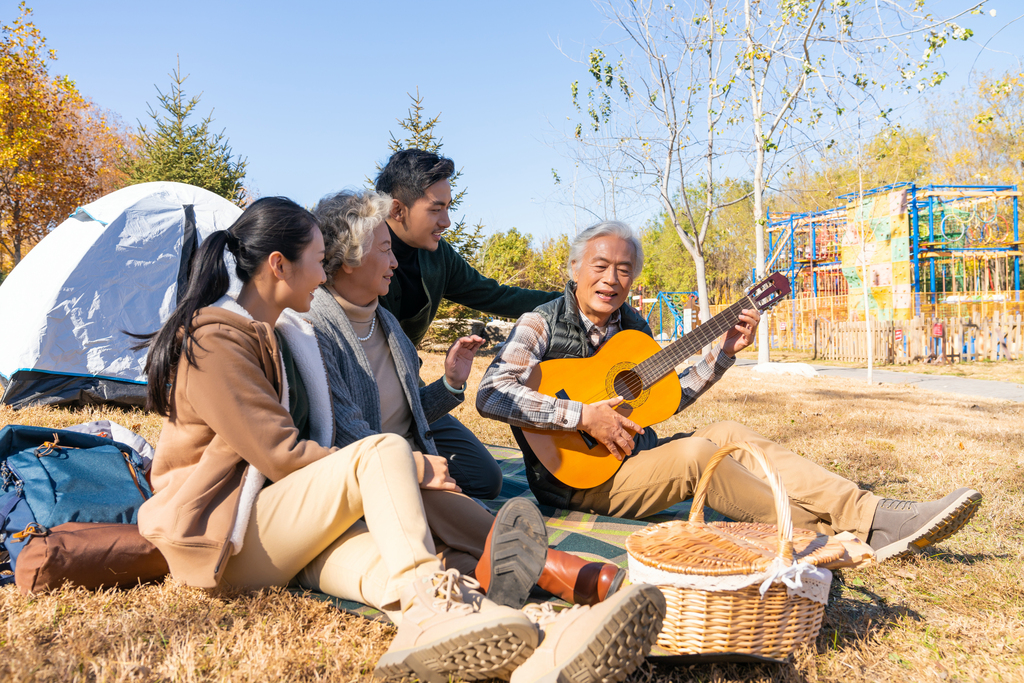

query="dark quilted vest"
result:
[514,282,660,506]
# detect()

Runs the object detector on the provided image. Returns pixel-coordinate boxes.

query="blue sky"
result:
[25,1,1024,242]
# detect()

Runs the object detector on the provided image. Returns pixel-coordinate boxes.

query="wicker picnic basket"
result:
[625,442,847,660]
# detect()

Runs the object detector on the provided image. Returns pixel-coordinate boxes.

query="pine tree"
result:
[384,90,487,343]
[125,62,247,206]
[385,89,483,266]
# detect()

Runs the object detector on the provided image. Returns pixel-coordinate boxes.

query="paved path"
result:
[733,358,1024,402]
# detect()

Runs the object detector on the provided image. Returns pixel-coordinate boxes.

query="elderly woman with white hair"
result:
[303,189,631,605]
[302,190,664,683]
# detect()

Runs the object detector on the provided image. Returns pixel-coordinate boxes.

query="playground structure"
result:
[767,182,1022,317]
[698,181,1024,359]
[629,182,1022,360]
[641,291,698,340]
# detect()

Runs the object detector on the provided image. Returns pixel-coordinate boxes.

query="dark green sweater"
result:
[379,236,560,346]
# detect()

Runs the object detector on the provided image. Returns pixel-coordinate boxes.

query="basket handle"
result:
[688,441,795,563]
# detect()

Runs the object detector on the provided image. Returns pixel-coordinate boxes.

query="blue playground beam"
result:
[910,184,921,314]
[928,194,936,303]
[645,291,698,339]
[768,181,1022,304]
[836,181,915,203]
[810,217,818,296]
[1016,189,1021,296]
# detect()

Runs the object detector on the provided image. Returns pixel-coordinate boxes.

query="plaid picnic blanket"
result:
[295,443,729,626]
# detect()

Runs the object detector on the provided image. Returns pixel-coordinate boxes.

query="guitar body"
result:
[514,273,791,490]
[520,329,682,489]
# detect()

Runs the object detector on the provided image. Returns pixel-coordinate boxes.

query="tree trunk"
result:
[746,0,771,366]
[11,202,24,265]
[693,251,711,328]
[753,145,769,365]
[750,93,770,364]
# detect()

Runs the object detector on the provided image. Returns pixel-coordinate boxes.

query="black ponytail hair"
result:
[137,196,320,416]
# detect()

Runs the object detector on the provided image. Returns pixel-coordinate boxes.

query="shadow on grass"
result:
[815,572,922,656]
[919,549,1010,565]
[640,658,808,683]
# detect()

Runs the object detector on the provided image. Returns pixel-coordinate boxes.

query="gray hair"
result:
[567,220,644,279]
[312,189,392,277]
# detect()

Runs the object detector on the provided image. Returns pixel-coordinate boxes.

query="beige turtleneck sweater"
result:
[328,286,416,449]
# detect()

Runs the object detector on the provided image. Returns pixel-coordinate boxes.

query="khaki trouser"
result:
[222,433,442,623]
[289,492,495,613]
[570,421,879,540]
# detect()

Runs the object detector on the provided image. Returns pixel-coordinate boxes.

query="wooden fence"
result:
[708,292,1024,362]
[812,312,1024,364]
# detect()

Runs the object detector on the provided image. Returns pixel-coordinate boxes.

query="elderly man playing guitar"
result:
[477,220,981,562]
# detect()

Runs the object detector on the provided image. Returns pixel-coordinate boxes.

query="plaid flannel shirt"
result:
[477,308,736,432]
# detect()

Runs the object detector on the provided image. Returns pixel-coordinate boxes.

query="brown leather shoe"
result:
[536,550,625,606]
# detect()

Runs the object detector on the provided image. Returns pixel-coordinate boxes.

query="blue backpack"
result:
[0,425,153,584]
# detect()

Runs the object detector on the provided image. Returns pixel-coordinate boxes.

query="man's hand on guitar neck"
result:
[579,396,645,461]
[722,309,761,357]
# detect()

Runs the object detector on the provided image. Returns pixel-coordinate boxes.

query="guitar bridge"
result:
[556,389,599,450]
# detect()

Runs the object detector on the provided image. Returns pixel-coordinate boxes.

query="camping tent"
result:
[0,182,242,409]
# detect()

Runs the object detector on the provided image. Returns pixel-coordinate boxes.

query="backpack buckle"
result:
[35,433,63,457]
[11,523,49,542]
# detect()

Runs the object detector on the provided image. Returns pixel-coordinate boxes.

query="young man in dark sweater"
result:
[375,149,559,498]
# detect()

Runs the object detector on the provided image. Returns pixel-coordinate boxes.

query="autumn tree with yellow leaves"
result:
[0,3,128,272]
[778,70,1024,213]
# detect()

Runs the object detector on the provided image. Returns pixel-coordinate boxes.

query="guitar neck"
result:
[634,295,754,385]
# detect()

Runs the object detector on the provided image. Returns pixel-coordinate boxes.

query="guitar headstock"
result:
[746,273,791,312]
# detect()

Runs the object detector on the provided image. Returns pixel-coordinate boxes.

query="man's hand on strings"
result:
[723,308,760,357]
[579,396,644,461]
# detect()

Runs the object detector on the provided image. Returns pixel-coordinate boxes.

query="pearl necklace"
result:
[356,314,376,342]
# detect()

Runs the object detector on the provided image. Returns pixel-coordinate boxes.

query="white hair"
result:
[567,220,644,279]
[313,189,392,276]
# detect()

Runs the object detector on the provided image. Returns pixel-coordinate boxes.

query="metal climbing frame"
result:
[767,182,1022,314]
[645,291,698,339]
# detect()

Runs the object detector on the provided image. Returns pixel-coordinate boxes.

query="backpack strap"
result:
[0,490,20,528]
[0,492,21,585]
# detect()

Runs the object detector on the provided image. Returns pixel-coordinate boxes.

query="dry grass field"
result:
[1,351,1022,682]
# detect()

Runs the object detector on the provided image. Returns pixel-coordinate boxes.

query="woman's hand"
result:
[420,453,461,492]
[444,335,486,390]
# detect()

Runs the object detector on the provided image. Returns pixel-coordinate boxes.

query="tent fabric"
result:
[0,370,147,410]
[0,182,242,409]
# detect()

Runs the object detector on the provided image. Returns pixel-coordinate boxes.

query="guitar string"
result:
[569,295,757,406]
[635,298,752,382]
[563,279,786,407]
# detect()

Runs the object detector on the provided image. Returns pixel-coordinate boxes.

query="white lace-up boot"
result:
[374,569,538,682]
[508,583,666,683]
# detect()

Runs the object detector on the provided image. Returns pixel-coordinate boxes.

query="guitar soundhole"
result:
[613,369,644,401]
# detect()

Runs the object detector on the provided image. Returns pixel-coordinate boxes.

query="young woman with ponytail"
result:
[134,197,544,682]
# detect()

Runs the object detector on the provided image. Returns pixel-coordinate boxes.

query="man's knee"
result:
[698,420,759,445]
[650,436,719,476]
[452,452,503,500]
[477,465,504,500]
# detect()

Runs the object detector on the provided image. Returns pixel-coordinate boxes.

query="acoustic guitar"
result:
[515,273,791,489]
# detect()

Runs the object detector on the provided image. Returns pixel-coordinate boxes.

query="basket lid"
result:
[626,520,847,577]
